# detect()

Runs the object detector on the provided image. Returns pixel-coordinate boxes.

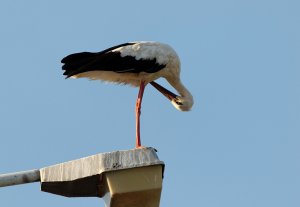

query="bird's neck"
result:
[169,78,194,103]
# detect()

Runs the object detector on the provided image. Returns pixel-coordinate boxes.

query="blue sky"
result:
[0,0,299,206]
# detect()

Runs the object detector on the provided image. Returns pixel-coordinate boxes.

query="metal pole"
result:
[0,169,40,187]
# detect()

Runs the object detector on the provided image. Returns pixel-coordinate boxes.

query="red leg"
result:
[136,81,146,148]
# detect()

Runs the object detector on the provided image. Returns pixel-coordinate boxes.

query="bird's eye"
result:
[175,100,183,105]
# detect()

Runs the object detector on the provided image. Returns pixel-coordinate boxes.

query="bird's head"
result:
[171,96,194,111]
[150,81,194,111]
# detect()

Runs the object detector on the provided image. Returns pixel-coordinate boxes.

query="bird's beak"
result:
[150,81,177,101]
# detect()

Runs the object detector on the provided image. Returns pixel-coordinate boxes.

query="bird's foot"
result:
[135,145,147,149]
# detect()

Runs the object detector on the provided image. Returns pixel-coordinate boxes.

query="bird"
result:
[61,41,193,148]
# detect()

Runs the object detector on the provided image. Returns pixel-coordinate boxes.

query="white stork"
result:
[61,41,193,148]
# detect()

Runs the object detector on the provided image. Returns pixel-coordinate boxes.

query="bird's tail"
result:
[61,52,98,78]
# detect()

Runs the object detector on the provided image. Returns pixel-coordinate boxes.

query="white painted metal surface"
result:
[40,147,163,183]
[0,169,40,187]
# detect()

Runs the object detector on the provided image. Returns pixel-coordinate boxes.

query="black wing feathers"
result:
[61,42,166,78]
[61,42,134,63]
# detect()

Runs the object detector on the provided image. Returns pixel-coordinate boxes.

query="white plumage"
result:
[70,42,181,87]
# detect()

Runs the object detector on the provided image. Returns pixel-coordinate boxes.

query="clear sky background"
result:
[0,1,299,206]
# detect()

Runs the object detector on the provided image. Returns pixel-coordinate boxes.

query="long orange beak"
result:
[150,81,177,101]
